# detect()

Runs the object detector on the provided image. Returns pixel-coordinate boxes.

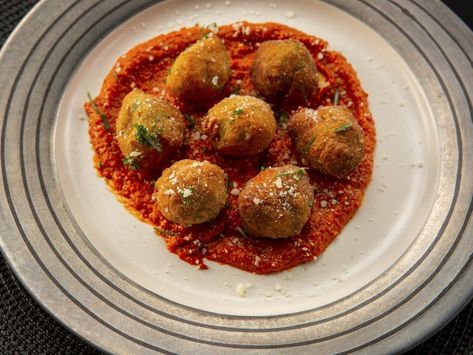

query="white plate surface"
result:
[55,0,439,316]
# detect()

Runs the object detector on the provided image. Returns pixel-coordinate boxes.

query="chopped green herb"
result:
[225,175,230,190]
[135,124,163,152]
[206,22,218,29]
[184,113,195,128]
[112,71,118,80]
[333,88,340,105]
[123,156,140,170]
[131,101,140,113]
[275,168,308,181]
[260,165,266,171]
[98,161,103,168]
[87,92,110,130]
[278,111,289,129]
[219,233,226,238]
[154,227,179,236]
[334,122,352,133]
[236,226,247,238]
[233,108,244,115]
[279,111,288,122]
[166,60,174,78]
[302,135,316,156]
[294,169,306,181]
[199,23,217,40]
[231,85,241,95]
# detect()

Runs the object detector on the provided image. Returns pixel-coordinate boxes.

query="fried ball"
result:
[204,95,276,157]
[251,39,319,106]
[165,34,231,107]
[116,89,186,170]
[155,159,227,227]
[288,106,365,179]
[238,165,313,239]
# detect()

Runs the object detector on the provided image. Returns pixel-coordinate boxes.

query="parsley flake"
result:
[183,113,195,128]
[87,92,110,130]
[154,227,179,236]
[135,124,163,152]
[275,168,308,181]
[233,108,244,115]
[302,135,316,156]
[130,101,140,113]
[333,88,340,105]
[206,22,218,31]
[166,60,175,78]
[279,111,288,122]
[123,156,140,170]
[236,226,247,238]
[278,110,289,129]
[231,85,241,95]
[334,122,352,133]
[294,169,306,181]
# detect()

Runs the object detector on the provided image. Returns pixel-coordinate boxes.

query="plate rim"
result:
[0,0,472,353]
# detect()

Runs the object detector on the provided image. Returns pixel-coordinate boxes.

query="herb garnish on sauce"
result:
[87,92,110,130]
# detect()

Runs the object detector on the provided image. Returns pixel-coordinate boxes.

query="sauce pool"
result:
[85,22,376,274]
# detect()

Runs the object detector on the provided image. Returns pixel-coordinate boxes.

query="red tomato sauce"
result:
[85,22,376,274]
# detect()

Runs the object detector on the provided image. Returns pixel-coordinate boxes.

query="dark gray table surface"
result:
[0,0,472,353]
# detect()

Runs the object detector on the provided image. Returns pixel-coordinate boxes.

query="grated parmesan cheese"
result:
[236,282,251,297]
[129,151,141,158]
[253,198,262,205]
[274,177,283,188]
[181,188,193,198]
[286,11,295,18]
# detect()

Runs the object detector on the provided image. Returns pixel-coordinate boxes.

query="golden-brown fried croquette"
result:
[155,159,227,227]
[238,165,313,238]
[165,34,231,107]
[204,95,276,157]
[288,106,365,179]
[116,89,186,170]
[251,39,318,106]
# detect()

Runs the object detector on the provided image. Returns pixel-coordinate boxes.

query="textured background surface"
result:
[0,0,471,353]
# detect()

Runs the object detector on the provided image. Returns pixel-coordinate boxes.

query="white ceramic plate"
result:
[56,0,439,316]
[1,0,472,353]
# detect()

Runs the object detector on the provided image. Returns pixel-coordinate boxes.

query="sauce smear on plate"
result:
[85,22,376,274]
